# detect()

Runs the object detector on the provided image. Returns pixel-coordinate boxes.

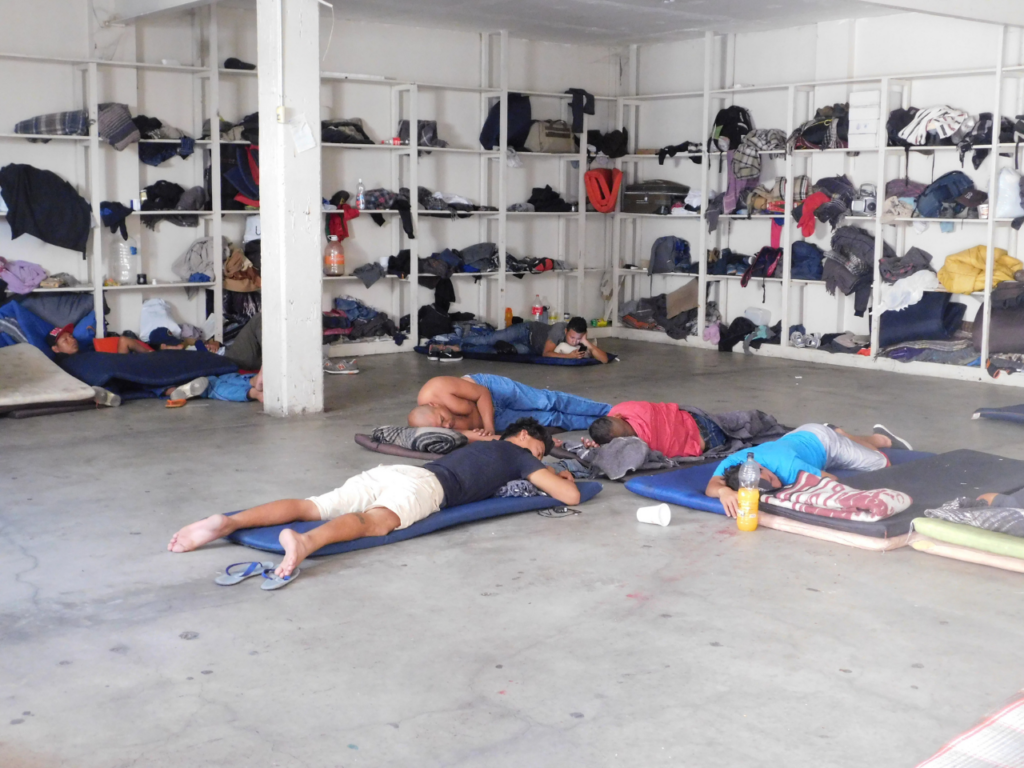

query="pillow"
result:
[553,342,580,355]
[371,426,468,454]
[16,293,95,328]
[879,291,965,348]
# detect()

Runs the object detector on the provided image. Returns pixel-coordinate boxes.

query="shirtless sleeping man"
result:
[409,374,611,437]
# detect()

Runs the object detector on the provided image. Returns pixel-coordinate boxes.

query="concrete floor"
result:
[3,339,1024,768]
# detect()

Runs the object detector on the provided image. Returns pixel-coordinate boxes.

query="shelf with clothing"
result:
[604,28,1024,387]
[102,282,218,291]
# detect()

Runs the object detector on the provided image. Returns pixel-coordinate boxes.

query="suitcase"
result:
[622,179,690,214]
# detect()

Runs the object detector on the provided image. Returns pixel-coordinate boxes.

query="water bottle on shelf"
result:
[323,236,345,276]
[736,452,761,532]
[531,294,543,321]
[107,236,140,285]
[548,305,559,324]
[356,179,366,211]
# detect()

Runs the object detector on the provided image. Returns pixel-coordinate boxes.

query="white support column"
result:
[779,85,796,348]
[869,77,891,359]
[696,31,713,340]
[257,0,323,415]
[575,111,588,316]
[981,28,1007,369]
[497,31,509,325]
[87,62,104,334]
[208,4,223,340]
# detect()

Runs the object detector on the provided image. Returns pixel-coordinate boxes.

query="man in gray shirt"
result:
[431,316,609,362]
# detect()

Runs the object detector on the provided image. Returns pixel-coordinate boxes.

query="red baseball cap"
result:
[47,324,74,344]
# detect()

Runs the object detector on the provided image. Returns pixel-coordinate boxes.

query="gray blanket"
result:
[925,497,1024,537]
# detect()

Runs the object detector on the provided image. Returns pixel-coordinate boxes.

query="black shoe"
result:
[427,344,443,361]
[494,340,518,356]
[439,346,463,362]
[873,424,912,451]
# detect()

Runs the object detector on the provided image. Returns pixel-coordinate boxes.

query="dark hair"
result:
[722,464,742,491]
[567,316,588,335]
[500,417,553,454]
[588,416,618,445]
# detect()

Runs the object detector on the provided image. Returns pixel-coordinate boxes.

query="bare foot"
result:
[168,514,232,552]
[249,387,264,403]
[977,492,999,506]
[277,529,315,577]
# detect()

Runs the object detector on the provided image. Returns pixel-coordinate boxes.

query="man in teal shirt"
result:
[705,423,911,517]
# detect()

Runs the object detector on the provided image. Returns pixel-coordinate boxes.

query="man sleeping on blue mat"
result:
[409,374,611,436]
[705,423,912,517]
[428,316,610,363]
[168,418,580,580]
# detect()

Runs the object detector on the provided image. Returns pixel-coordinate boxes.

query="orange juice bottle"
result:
[736,452,760,532]
[505,307,513,327]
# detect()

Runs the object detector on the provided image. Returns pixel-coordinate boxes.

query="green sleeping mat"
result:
[912,518,1024,560]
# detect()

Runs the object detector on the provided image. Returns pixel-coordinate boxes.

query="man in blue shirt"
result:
[705,423,911,517]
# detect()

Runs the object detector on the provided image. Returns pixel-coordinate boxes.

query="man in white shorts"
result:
[705,423,912,517]
[168,418,581,579]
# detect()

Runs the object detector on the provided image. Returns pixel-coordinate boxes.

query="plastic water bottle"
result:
[531,294,544,321]
[548,306,559,324]
[323,236,345,276]
[736,452,761,532]
[505,307,513,328]
[108,236,140,285]
[356,179,366,210]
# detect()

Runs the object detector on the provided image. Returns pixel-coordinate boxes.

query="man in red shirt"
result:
[587,401,728,458]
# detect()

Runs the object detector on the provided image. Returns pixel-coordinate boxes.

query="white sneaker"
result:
[324,358,359,375]
[92,386,121,407]
[168,377,209,400]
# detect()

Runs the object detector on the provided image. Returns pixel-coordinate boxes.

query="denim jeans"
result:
[435,323,533,355]
[201,373,255,402]
[687,409,728,452]
[468,373,610,431]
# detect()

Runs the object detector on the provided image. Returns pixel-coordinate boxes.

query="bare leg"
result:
[277,507,400,577]
[252,368,263,392]
[835,428,890,451]
[168,499,320,552]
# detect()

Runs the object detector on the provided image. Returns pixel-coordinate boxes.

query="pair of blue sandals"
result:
[215,561,299,591]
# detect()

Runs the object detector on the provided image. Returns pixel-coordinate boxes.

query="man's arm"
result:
[446,377,497,435]
[527,467,581,506]
[118,337,153,354]
[580,335,609,364]
[542,339,584,359]
[705,475,740,518]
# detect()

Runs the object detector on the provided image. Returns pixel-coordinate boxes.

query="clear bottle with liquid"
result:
[548,305,559,324]
[531,294,544,321]
[356,179,366,210]
[323,236,345,276]
[107,236,140,285]
[736,452,761,532]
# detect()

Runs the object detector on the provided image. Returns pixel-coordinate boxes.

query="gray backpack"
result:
[649,236,691,275]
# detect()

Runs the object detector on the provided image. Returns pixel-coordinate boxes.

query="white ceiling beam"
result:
[858,0,1024,26]
[113,0,214,22]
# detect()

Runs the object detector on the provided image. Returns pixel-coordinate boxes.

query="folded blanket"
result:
[925,498,1024,537]
[764,471,912,522]
[496,480,545,498]
[371,425,468,455]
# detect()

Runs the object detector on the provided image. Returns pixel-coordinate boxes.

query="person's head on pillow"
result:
[565,316,589,347]
[499,417,553,458]
[588,414,636,445]
[47,324,79,357]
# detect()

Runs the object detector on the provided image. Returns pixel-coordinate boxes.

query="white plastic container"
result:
[744,306,771,326]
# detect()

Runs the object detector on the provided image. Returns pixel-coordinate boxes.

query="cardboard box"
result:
[849,118,880,135]
[849,90,881,107]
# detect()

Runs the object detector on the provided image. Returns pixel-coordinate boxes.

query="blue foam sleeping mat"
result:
[625,450,936,538]
[226,480,603,557]
[58,349,238,396]
[414,345,616,366]
[973,404,1024,424]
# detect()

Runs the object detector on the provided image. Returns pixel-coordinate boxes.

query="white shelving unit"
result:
[607,29,1024,388]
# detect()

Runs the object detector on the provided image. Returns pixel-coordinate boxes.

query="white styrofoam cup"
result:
[636,503,671,527]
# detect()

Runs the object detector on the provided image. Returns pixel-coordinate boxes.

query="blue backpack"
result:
[916,171,973,218]
[480,93,532,151]
[791,241,824,280]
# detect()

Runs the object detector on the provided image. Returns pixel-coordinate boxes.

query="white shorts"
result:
[794,424,889,473]
[306,465,445,530]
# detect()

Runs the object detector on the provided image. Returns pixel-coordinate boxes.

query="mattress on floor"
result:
[58,348,238,388]
[917,697,1024,767]
[0,344,95,414]
[624,449,933,534]
[908,533,1024,574]
[912,517,1024,559]
[414,345,616,365]
[354,433,437,461]
[973,404,1024,423]
[760,513,910,551]
[226,480,603,557]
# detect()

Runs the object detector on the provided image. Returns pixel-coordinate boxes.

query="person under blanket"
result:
[706,423,912,517]
[409,374,611,436]
[429,316,610,363]
[587,401,729,458]
[47,324,262,406]
[168,418,580,580]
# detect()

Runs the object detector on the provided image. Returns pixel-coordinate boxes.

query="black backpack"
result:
[916,171,973,218]
[959,112,1016,169]
[886,107,918,149]
[480,93,532,151]
[708,106,753,152]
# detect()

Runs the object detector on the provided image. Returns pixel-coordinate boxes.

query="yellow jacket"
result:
[937,245,1022,294]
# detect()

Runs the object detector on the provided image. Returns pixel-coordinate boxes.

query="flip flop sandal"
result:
[261,569,301,591]
[215,561,275,586]
[166,399,188,408]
